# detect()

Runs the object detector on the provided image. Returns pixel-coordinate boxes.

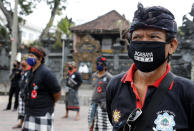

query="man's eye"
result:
[150,35,160,39]
[132,36,139,40]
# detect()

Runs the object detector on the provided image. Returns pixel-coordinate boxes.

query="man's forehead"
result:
[28,53,36,57]
[133,28,166,34]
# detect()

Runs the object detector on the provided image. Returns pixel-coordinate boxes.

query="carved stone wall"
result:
[72,35,100,80]
[171,3,194,80]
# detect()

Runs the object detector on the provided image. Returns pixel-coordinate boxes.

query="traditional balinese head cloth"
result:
[129,3,177,34]
[96,56,107,66]
[28,46,46,58]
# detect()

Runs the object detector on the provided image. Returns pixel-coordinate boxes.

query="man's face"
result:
[13,61,18,68]
[28,53,41,64]
[68,64,73,71]
[131,28,166,42]
[131,28,172,57]
[21,59,28,68]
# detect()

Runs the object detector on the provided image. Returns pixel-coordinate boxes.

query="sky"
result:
[25,0,194,30]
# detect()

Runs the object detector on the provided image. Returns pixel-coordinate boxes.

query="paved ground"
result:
[0,95,89,131]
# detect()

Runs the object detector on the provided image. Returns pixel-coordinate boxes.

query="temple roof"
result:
[70,10,130,34]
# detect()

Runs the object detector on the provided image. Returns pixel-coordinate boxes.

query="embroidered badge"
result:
[97,86,102,93]
[113,110,121,123]
[31,90,37,99]
[31,83,38,99]
[154,112,175,131]
[103,77,107,82]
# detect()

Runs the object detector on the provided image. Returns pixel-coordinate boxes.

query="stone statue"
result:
[172,3,194,79]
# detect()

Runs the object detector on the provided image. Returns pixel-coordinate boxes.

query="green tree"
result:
[54,16,74,48]
[0,23,10,40]
[0,0,40,44]
[58,16,74,37]
[39,0,66,42]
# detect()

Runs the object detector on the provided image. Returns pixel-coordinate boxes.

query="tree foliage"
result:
[54,16,74,48]
[0,0,40,32]
[57,16,74,37]
[0,23,10,40]
[0,0,67,46]
[39,0,67,41]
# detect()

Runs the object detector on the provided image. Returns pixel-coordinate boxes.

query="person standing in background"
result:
[22,46,61,131]
[12,55,31,129]
[62,61,82,121]
[4,60,21,111]
[88,56,113,131]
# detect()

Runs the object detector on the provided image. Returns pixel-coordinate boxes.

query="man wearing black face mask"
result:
[4,60,21,111]
[106,3,194,131]
[88,56,112,131]
[22,46,61,131]
[62,61,82,120]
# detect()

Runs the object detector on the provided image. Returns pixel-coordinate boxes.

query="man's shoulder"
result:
[174,76,194,86]
[174,75,194,88]
[172,75,194,105]
[107,72,126,87]
[111,72,126,81]
[38,64,51,73]
[105,71,113,78]
[35,65,54,79]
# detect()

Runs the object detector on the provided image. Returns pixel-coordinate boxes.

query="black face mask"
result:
[13,64,17,68]
[68,66,73,71]
[128,41,169,72]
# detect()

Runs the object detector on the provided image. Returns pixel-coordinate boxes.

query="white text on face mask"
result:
[134,51,153,62]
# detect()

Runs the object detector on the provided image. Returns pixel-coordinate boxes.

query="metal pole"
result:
[10,0,18,73]
[61,39,65,78]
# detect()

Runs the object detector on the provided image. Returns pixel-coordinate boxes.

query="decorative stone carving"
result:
[173,3,194,79]
[72,35,100,80]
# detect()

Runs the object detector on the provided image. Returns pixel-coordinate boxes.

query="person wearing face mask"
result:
[88,56,113,131]
[12,55,31,129]
[22,46,61,131]
[62,61,82,120]
[4,60,21,111]
[106,3,194,131]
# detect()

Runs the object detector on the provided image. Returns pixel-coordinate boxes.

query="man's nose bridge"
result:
[141,32,151,41]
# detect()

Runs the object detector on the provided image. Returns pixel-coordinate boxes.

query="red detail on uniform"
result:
[68,69,77,75]
[26,66,31,71]
[31,90,37,99]
[67,106,80,109]
[121,63,174,109]
[33,83,36,87]
[168,80,174,90]
[99,81,102,85]
[97,86,102,93]
[101,57,106,61]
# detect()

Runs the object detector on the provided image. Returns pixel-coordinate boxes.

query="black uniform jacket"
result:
[25,64,61,116]
[106,64,194,131]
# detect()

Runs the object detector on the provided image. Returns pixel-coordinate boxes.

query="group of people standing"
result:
[3,2,194,131]
[4,46,62,131]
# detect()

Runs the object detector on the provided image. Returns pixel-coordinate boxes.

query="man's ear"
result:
[37,57,42,63]
[168,39,178,55]
[40,57,43,62]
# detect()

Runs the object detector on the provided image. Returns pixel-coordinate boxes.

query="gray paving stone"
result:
[0,95,89,131]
